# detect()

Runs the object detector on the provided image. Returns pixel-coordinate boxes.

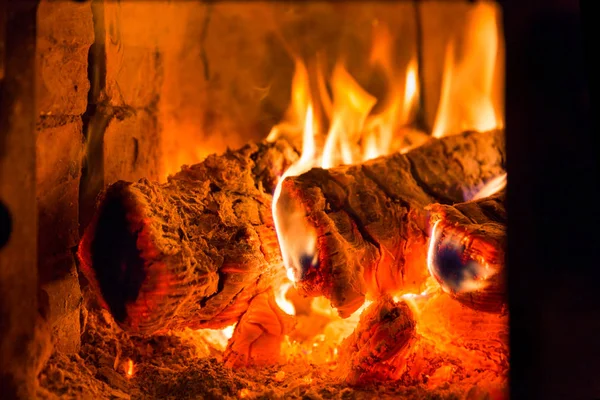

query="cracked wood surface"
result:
[279,130,505,317]
[78,139,298,334]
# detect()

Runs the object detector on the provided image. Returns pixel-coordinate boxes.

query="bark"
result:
[277,130,505,317]
[335,297,416,385]
[426,190,506,313]
[77,139,299,334]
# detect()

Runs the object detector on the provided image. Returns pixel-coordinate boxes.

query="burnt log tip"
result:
[427,198,507,314]
[78,181,165,333]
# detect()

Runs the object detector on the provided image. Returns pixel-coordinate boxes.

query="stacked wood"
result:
[77,139,299,334]
[426,190,506,313]
[278,130,505,317]
[335,297,416,384]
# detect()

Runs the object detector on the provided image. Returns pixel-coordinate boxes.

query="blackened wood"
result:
[279,130,505,317]
[78,139,298,334]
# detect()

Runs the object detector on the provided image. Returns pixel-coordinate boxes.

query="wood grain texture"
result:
[278,130,505,317]
[78,139,298,334]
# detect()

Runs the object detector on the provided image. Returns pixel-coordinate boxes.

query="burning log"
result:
[77,140,299,334]
[276,129,505,317]
[335,297,416,385]
[426,190,506,313]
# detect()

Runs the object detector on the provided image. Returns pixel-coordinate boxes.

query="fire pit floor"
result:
[37,307,496,400]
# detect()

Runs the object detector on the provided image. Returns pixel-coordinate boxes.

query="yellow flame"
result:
[432,2,503,138]
[471,173,507,201]
[126,359,134,378]
[272,103,319,284]
[275,281,296,315]
[267,58,311,143]
[321,63,377,169]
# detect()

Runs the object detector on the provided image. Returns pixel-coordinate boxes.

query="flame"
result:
[275,281,296,316]
[470,173,507,201]
[266,14,506,373]
[321,63,377,168]
[270,27,424,283]
[432,2,503,138]
[126,359,134,378]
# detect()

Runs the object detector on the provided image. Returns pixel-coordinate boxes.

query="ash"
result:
[37,306,490,400]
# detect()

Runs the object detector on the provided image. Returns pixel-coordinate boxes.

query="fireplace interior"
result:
[0,0,596,399]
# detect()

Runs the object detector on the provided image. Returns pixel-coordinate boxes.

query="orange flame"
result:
[432,2,504,138]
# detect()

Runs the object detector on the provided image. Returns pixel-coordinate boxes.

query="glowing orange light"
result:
[471,173,507,201]
[432,2,503,138]
[126,359,134,378]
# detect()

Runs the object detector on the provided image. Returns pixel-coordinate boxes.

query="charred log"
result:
[335,297,416,385]
[426,190,506,313]
[277,130,506,317]
[77,139,299,334]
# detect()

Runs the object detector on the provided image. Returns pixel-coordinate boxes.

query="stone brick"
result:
[103,2,170,109]
[103,109,161,185]
[39,254,82,354]
[36,118,84,267]
[36,0,94,116]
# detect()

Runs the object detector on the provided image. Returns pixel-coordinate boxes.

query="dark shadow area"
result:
[503,0,600,398]
[90,182,146,323]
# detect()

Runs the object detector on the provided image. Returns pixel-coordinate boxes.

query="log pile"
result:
[277,130,505,317]
[78,129,506,358]
[77,139,299,334]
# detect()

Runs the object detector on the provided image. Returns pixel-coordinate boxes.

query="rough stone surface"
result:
[103,110,161,185]
[39,255,82,354]
[36,0,94,116]
[37,118,85,270]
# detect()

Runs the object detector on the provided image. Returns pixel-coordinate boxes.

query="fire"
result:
[275,281,296,316]
[265,8,506,376]
[270,26,423,285]
[126,359,134,378]
[432,1,503,138]
[470,173,507,201]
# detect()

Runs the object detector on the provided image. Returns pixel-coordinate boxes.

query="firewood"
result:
[335,297,416,385]
[277,130,505,317]
[426,190,506,313]
[77,139,299,334]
